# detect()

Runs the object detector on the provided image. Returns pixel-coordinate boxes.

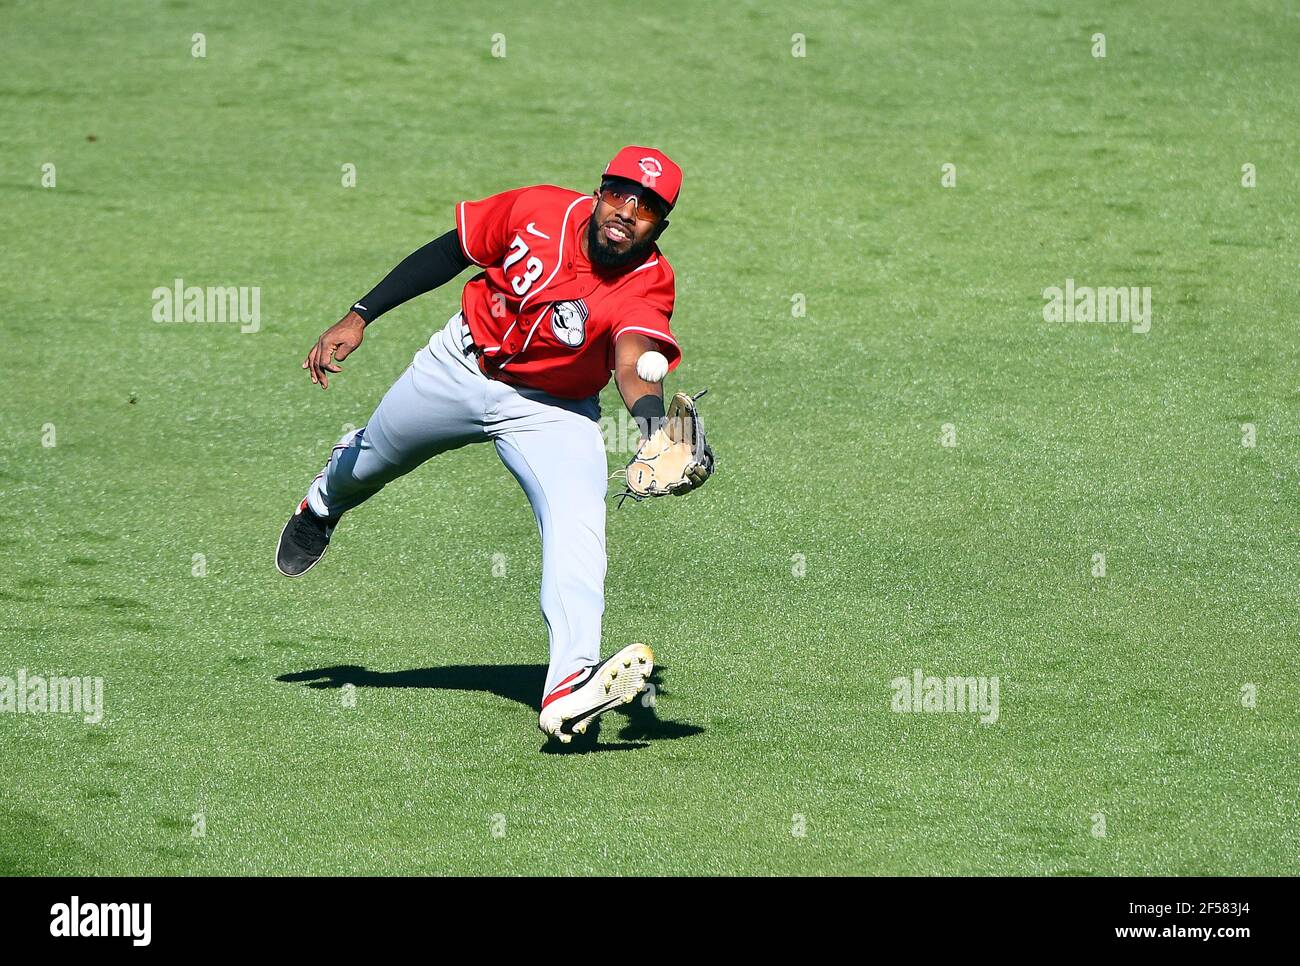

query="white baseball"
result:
[636,350,669,383]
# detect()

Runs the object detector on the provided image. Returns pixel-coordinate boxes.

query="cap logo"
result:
[638,156,663,187]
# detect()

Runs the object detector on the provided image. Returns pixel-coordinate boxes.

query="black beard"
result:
[587,216,657,271]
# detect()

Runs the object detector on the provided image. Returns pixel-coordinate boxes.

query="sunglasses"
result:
[599,182,668,222]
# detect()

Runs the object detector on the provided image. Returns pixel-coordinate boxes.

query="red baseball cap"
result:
[602,145,682,208]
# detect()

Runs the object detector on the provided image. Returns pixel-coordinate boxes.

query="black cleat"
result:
[276,498,339,577]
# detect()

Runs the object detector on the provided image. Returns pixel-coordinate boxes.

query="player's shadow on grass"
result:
[276,663,702,753]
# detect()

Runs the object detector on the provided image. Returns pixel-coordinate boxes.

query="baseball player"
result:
[276,146,713,743]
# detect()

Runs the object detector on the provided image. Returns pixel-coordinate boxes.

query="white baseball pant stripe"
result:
[306,312,608,698]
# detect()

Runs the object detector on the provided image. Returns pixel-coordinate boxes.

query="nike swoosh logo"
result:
[525,222,550,240]
[560,696,623,734]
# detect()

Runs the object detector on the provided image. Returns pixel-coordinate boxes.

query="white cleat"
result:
[539,643,655,743]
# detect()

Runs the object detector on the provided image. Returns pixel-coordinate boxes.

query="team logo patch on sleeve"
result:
[550,300,589,348]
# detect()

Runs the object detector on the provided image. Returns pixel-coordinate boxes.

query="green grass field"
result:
[2,0,1297,875]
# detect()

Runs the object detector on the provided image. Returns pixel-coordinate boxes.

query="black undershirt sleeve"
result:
[349,229,472,323]
[631,393,666,438]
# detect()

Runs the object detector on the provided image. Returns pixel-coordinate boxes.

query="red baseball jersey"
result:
[455,184,680,399]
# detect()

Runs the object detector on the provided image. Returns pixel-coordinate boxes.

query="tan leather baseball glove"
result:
[618,390,715,504]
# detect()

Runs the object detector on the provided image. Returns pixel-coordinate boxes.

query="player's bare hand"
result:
[303,312,366,389]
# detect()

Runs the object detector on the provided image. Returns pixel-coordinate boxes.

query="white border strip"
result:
[614,324,680,351]
[456,201,486,266]
[519,195,593,311]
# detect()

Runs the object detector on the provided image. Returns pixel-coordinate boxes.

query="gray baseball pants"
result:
[305,312,608,698]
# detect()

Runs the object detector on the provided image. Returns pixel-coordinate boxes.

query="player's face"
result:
[587,179,667,270]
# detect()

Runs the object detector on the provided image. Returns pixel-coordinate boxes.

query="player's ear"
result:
[653,218,670,241]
